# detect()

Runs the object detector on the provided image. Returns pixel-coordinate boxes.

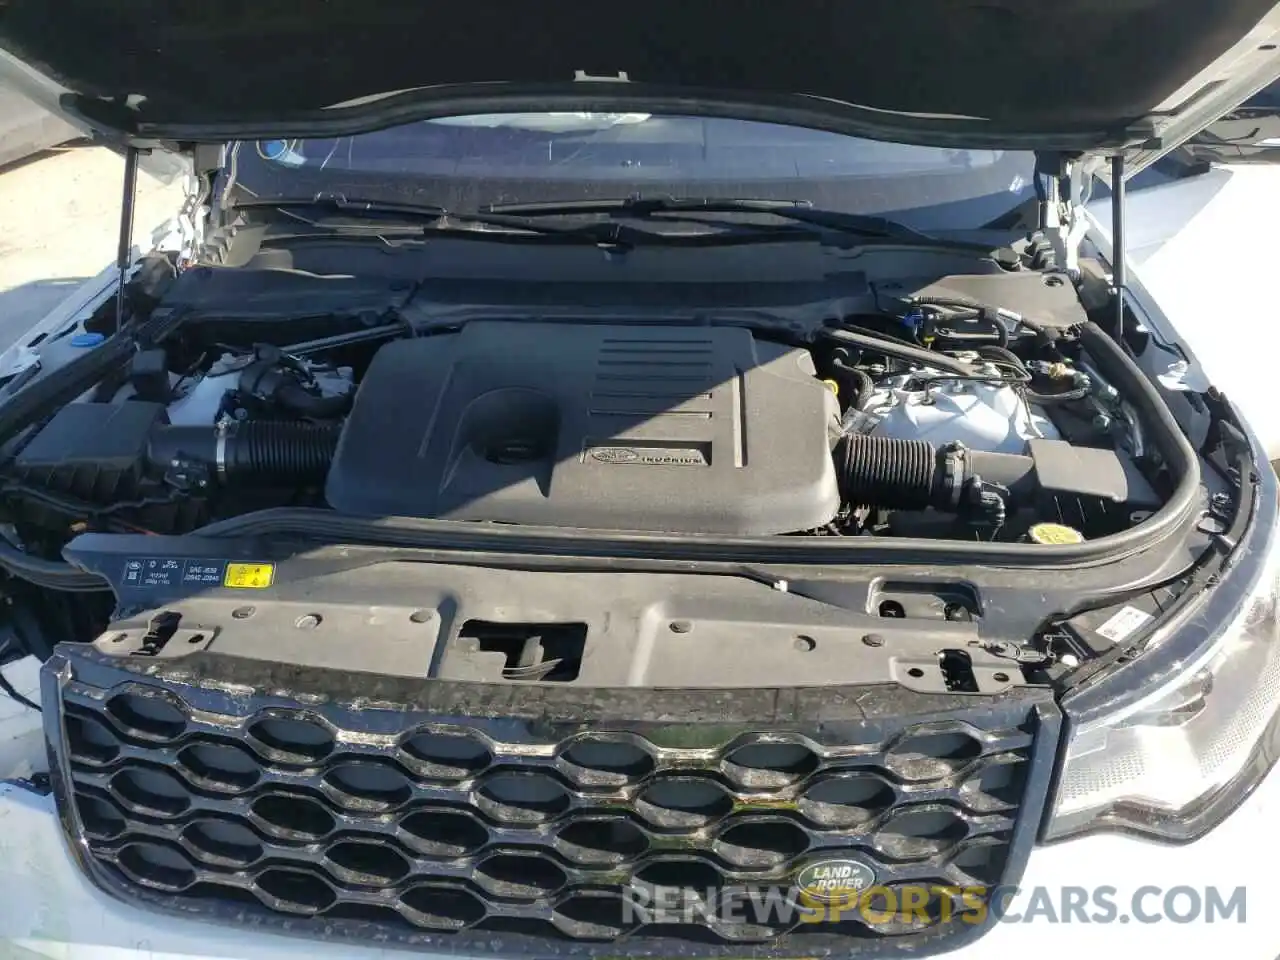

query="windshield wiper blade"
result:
[237,195,563,233]
[233,195,814,248]
[485,197,812,215]
[239,195,453,218]
[483,195,1005,251]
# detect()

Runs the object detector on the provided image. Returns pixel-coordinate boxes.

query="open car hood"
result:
[1,0,1279,173]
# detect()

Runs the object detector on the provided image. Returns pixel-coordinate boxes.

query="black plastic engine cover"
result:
[326,322,841,534]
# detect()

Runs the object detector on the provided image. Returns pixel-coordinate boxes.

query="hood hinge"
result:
[139,144,216,268]
[173,143,221,261]
[173,168,209,261]
[114,144,212,329]
[1036,153,1094,278]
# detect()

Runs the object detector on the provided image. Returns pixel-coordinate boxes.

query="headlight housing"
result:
[1045,485,1280,842]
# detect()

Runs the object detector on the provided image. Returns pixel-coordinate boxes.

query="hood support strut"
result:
[1110,153,1127,340]
[113,146,139,332]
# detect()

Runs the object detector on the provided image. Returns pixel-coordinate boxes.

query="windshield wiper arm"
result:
[483,195,1008,253]
[238,195,453,218]
[236,195,579,234]
[485,197,812,215]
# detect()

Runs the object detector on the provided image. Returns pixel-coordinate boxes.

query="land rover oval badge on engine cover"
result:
[794,857,878,903]
[590,446,641,463]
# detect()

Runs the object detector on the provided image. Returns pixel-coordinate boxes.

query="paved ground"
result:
[0,146,184,345]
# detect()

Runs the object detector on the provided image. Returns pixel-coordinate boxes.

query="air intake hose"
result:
[834,434,1036,524]
[147,421,339,482]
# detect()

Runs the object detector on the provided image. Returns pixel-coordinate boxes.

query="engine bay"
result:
[0,251,1171,551]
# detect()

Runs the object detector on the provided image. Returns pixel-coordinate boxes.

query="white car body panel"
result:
[1089,162,1280,459]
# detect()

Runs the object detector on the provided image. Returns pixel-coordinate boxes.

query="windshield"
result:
[230,113,1035,230]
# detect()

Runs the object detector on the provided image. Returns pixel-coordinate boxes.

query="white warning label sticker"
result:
[1096,605,1154,643]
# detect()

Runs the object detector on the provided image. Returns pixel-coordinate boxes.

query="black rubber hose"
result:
[906,295,1058,347]
[973,346,1088,401]
[834,434,1037,508]
[976,345,1025,369]
[274,382,351,419]
[816,326,975,376]
[226,421,338,479]
[990,315,1011,348]
[836,434,939,508]
[920,305,1010,348]
[933,323,1009,349]
[830,358,874,408]
[148,421,339,481]
[1077,322,1198,482]
[0,539,109,591]
[1024,385,1091,404]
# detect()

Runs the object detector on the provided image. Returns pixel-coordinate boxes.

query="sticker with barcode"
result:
[1096,605,1153,642]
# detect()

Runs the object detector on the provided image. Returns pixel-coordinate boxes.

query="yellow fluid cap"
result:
[822,379,840,396]
[1028,522,1085,545]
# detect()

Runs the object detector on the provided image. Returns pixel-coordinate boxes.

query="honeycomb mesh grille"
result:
[47,653,1056,956]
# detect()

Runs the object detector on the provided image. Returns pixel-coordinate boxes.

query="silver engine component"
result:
[167,352,353,425]
[165,353,243,425]
[860,373,1059,454]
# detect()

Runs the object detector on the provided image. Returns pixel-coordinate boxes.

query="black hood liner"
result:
[0,0,1276,139]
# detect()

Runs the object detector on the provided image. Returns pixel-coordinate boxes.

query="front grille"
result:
[45,647,1060,957]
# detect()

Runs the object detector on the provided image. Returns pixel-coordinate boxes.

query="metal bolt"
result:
[295,613,322,630]
[409,610,434,624]
[669,620,693,634]
[1091,412,1113,432]
[794,635,817,652]
[862,633,886,647]
[231,606,255,619]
